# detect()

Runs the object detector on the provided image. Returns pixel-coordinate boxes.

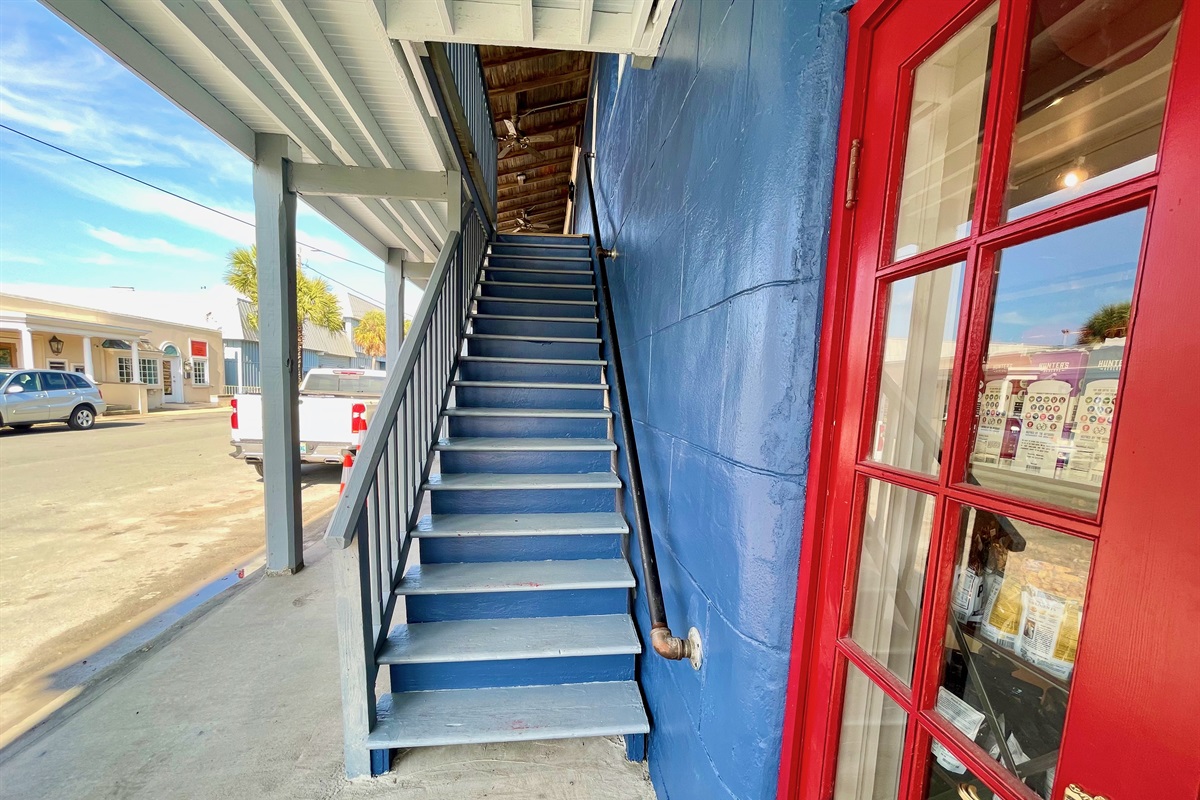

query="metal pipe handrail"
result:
[581,152,699,666]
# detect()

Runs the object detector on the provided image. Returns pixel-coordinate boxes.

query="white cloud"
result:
[78,252,117,266]
[0,252,44,265]
[86,226,215,263]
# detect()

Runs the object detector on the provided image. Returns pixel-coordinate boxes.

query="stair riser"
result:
[471,317,599,338]
[475,298,596,319]
[388,654,634,692]
[419,533,623,563]
[430,487,617,515]
[484,267,593,286]
[467,338,601,361]
[479,283,595,302]
[494,234,588,247]
[405,587,628,622]
[455,385,606,410]
[446,416,608,439]
[459,360,602,383]
[440,449,612,474]
[490,245,591,259]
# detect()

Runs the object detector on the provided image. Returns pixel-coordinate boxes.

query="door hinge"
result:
[844,138,862,209]
[844,139,864,211]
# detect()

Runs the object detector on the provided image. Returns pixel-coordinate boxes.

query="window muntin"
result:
[893,5,999,260]
[1004,1,1182,220]
[118,357,133,384]
[965,209,1145,514]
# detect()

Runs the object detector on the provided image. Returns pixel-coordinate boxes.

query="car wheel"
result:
[68,405,96,430]
[253,463,265,478]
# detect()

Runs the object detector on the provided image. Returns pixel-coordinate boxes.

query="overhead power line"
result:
[0,122,391,301]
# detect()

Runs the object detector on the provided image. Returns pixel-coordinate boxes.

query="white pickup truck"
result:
[230,368,384,476]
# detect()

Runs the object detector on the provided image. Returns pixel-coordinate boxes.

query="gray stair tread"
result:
[435,437,616,452]
[413,512,629,537]
[466,333,601,343]
[470,313,600,323]
[452,380,606,391]
[396,559,635,595]
[460,355,607,366]
[378,615,640,664]
[424,472,621,491]
[444,407,611,418]
[368,681,648,748]
[479,280,595,290]
[474,295,596,306]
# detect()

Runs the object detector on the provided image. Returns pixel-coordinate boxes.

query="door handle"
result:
[1063,784,1108,800]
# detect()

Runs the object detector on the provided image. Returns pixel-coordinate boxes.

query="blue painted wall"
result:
[576,2,850,797]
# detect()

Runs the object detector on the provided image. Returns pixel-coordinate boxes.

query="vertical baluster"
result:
[389,428,402,573]
[379,447,392,610]
[365,484,381,636]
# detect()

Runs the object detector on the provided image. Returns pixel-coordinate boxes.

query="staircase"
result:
[352,232,649,769]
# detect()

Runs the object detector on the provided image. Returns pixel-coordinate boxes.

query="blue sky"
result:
[0,0,386,304]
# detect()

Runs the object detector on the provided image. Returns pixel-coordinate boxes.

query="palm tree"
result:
[353,309,386,368]
[225,245,345,370]
[1077,302,1131,345]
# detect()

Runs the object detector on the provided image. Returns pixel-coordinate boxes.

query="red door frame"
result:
[778,0,1200,798]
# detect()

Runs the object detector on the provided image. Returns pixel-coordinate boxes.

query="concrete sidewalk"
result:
[0,543,656,800]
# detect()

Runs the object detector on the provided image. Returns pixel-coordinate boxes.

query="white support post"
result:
[82,336,94,379]
[18,327,33,368]
[385,248,406,364]
[255,133,304,576]
[447,171,463,234]
[130,339,142,383]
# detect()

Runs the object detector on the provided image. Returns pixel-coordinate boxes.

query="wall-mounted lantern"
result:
[48,335,65,356]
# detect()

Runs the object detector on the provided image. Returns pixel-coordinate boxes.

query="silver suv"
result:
[0,369,108,431]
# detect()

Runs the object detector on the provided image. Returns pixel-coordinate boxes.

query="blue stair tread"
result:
[424,472,621,491]
[467,333,601,344]
[492,242,589,250]
[396,559,635,595]
[367,681,649,748]
[474,295,596,306]
[470,313,600,323]
[451,380,606,391]
[475,283,592,292]
[484,262,592,270]
[435,437,616,452]
[378,615,640,664]
[460,356,606,366]
[444,407,611,418]
[413,512,629,537]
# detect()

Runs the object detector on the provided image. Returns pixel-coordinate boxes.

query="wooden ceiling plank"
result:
[488,68,591,97]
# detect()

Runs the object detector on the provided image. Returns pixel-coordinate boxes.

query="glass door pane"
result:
[893,5,999,260]
[937,507,1094,799]
[965,209,1146,514]
[869,263,966,476]
[1004,0,1182,219]
[850,480,937,683]
[834,666,909,800]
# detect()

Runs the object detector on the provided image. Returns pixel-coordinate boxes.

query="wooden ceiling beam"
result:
[482,49,567,71]
[498,175,570,195]
[488,68,591,97]
[497,187,569,211]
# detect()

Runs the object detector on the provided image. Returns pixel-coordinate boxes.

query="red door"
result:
[780,1,1200,799]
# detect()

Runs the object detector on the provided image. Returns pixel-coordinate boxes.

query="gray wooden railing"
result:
[424,43,497,228]
[324,200,487,777]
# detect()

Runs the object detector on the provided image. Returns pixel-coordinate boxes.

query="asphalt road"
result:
[0,411,341,742]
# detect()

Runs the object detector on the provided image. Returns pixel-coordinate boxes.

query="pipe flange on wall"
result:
[687,627,703,671]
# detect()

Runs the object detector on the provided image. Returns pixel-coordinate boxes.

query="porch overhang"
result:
[0,311,148,341]
[40,0,457,263]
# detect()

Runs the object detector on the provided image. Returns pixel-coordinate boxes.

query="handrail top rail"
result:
[323,223,465,549]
